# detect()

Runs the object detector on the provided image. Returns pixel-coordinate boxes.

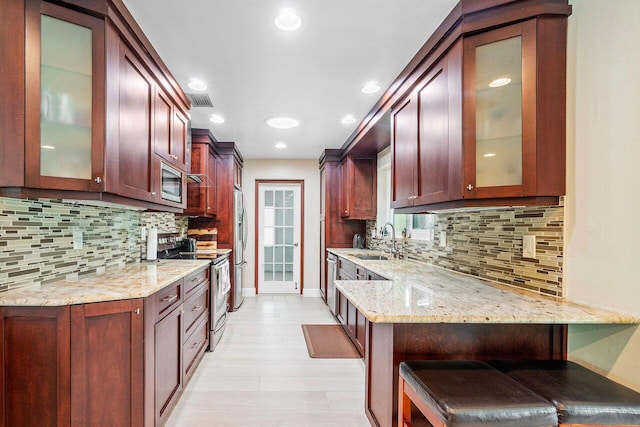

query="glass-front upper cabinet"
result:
[463,20,536,199]
[25,2,104,191]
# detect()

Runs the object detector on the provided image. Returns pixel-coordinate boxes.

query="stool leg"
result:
[398,376,413,427]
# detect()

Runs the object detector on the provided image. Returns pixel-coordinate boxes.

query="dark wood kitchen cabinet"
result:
[185,131,217,217]
[0,306,71,427]
[23,1,106,193]
[154,88,188,171]
[0,0,190,211]
[340,155,377,220]
[391,42,463,209]
[70,299,144,427]
[0,266,210,427]
[462,19,566,201]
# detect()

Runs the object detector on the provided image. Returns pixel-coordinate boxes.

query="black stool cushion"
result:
[399,360,558,427]
[490,359,640,425]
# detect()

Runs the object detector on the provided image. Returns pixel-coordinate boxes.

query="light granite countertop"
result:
[0,260,211,306]
[328,248,639,324]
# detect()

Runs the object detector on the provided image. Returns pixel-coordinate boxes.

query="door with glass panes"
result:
[257,183,302,293]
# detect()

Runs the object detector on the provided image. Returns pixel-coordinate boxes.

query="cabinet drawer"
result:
[155,279,183,321]
[183,316,208,382]
[183,282,209,340]
[184,267,209,298]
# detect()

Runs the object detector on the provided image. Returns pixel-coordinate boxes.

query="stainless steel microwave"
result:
[161,162,182,203]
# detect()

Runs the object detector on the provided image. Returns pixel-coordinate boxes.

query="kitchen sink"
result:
[355,254,388,261]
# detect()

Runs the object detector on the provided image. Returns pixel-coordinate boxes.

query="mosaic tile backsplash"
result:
[0,197,186,292]
[366,203,565,297]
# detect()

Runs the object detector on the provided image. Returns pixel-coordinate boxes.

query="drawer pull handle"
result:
[161,294,178,303]
[191,341,201,349]
[192,305,204,312]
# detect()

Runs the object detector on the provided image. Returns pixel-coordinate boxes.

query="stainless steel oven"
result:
[211,255,230,351]
[160,162,182,203]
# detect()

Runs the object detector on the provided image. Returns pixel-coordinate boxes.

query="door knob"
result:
[294,243,299,247]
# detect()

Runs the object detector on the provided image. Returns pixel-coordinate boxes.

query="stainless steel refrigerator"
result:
[233,189,247,309]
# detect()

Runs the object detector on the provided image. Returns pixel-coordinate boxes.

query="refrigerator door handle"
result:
[236,260,248,268]
[242,207,248,251]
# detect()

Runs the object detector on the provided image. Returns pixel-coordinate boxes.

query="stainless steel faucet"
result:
[383,222,400,259]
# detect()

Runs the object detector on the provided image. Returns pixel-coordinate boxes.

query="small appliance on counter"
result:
[353,233,364,249]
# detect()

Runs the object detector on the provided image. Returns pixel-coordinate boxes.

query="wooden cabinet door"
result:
[155,305,183,425]
[24,2,105,192]
[172,107,188,169]
[108,40,157,202]
[463,21,536,199]
[153,88,173,164]
[185,143,207,215]
[0,306,71,427]
[341,156,377,220]
[391,97,418,208]
[414,62,451,205]
[205,147,217,215]
[70,299,144,427]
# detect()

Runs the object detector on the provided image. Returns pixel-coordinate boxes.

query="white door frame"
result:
[255,180,304,294]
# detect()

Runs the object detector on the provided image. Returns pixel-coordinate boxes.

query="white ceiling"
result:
[123,0,457,159]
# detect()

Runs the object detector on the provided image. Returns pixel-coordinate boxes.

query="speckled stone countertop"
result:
[0,260,211,306]
[328,248,639,324]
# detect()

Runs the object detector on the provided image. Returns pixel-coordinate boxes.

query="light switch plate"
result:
[439,231,447,248]
[523,235,536,258]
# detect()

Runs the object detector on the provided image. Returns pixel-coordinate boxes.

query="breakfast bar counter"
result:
[327,248,639,427]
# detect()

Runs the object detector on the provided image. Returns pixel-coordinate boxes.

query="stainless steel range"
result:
[156,233,230,351]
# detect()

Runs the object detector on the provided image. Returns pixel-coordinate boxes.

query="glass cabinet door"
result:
[463,21,536,198]
[25,2,104,191]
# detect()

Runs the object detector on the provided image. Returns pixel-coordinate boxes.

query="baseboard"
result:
[302,288,321,298]
[242,287,256,297]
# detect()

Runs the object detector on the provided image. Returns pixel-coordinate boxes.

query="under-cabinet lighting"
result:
[275,142,287,149]
[483,153,496,157]
[265,116,299,129]
[489,77,511,88]
[275,9,301,31]
[187,78,207,91]
[341,115,356,124]
[361,81,381,94]
[41,145,55,150]
[210,114,225,124]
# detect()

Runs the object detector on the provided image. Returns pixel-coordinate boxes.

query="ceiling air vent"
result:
[186,93,214,108]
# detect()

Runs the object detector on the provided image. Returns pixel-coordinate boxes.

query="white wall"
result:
[566,0,640,390]
[243,159,321,296]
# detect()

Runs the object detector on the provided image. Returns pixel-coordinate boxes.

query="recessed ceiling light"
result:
[41,145,55,150]
[361,81,381,94]
[483,153,496,157]
[265,116,300,129]
[187,78,207,91]
[341,115,356,124]
[275,142,287,149]
[275,9,301,31]
[210,114,225,124]
[489,77,511,88]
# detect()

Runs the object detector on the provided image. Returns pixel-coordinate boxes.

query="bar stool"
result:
[490,359,640,426]
[398,360,558,427]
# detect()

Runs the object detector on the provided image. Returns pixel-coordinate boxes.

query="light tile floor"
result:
[166,295,370,427]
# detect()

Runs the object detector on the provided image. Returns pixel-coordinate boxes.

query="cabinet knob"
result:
[466,184,474,191]
[94,177,102,184]
[151,191,156,196]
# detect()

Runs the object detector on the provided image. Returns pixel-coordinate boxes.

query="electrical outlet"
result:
[439,231,447,248]
[73,228,83,250]
[523,235,536,258]
[141,226,147,240]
